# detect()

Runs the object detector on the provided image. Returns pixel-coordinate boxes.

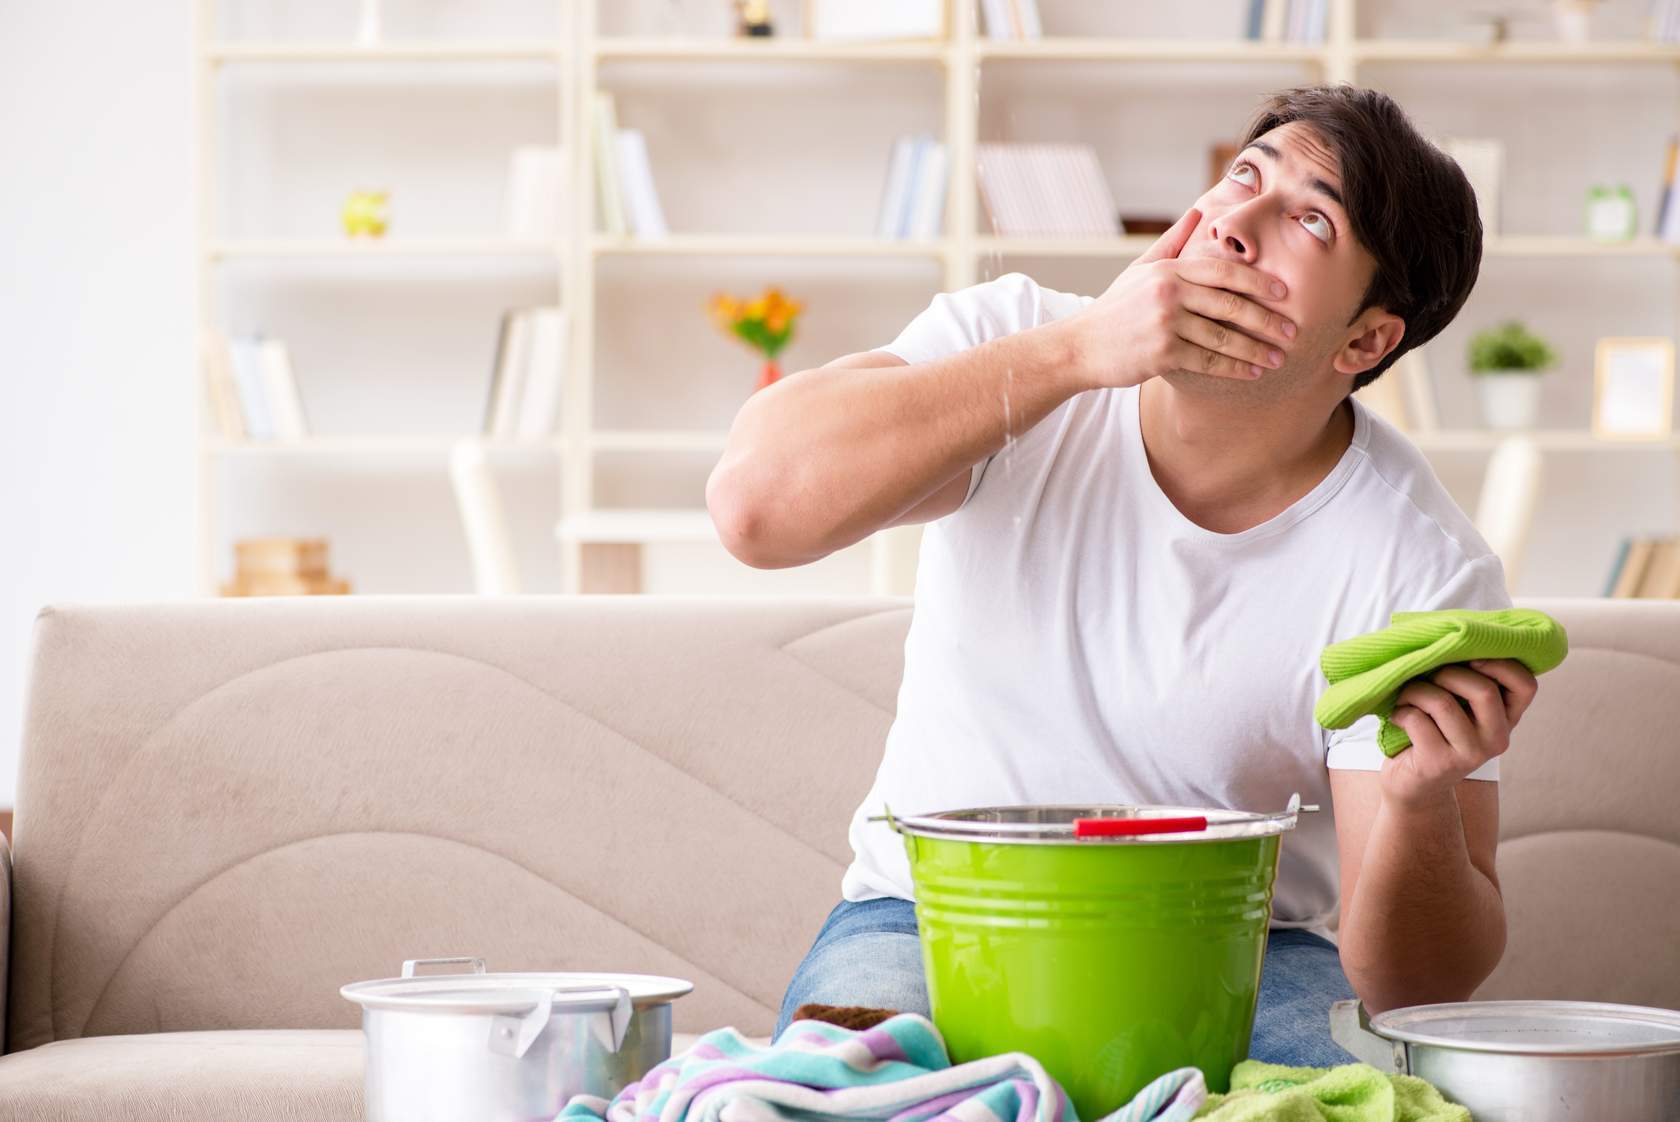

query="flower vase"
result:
[756,358,782,392]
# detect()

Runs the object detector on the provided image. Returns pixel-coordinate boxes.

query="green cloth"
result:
[1193,1060,1469,1121]
[1315,608,1569,758]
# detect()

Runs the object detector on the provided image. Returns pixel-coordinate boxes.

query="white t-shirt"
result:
[842,272,1512,931]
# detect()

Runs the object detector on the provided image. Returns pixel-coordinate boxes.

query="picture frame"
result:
[1592,337,1675,442]
[805,0,945,41]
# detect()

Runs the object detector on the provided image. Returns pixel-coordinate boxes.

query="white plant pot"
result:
[1475,372,1543,430]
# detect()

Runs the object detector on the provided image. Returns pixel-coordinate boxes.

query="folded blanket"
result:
[554,1013,1207,1122]
[1315,607,1568,757]
[1193,1060,1468,1121]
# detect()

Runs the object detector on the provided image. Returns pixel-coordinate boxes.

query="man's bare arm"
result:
[705,331,1083,568]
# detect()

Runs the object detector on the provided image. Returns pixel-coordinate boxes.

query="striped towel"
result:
[554,1013,1207,1122]
[1315,607,1569,757]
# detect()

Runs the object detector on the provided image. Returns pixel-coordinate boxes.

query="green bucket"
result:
[887,801,1303,1119]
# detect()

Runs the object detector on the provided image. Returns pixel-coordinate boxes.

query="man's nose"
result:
[1208,206,1260,262]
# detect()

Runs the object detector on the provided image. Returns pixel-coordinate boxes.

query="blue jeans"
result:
[775,897,1357,1068]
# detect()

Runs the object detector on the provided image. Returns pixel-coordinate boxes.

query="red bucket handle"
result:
[1073,815,1209,838]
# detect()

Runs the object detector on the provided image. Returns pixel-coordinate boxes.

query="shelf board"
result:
[204,436,565,454]
[973,235,1680,259]
[594,37,948,63]
[591,430,730,452]
[590,234,948,258]
[1352,40,1680,64]
[974,235,1155,257]
[209,238,560,261]
[1409,429,1680,451]
[206,41,563,63]
[556,509,718,544]
[977,38,1328,63]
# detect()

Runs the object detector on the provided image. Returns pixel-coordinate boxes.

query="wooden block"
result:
[580,543,642,594]
[220,575,351,597]
[234,537,329,578]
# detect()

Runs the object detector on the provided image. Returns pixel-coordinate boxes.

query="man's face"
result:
[1175,121,1391,399]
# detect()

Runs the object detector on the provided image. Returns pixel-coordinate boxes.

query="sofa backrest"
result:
[7,596,1677,1050]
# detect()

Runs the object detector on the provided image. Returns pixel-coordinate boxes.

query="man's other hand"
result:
[1383,658,1540,809]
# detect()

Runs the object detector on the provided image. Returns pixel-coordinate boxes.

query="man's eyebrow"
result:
[1239,139,1346,214]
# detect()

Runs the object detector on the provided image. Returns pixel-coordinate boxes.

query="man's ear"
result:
[1333,310,1405,379]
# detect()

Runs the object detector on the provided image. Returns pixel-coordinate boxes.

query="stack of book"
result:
[978,0,1042,40]
[594,91,668,238]
[201,327,308,442]
[1605,535,1680,597]
[1244,0,1328,42]
[976,143,1119,238]
[220,538,350,597]
[876,134,948,240]
[483,306,569,441]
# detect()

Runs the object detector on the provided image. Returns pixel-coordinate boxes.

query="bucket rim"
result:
[881,802,1303,844]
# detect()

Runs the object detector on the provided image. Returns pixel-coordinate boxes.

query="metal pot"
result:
[341,956,693,1122]
[1330,999,1680,1122]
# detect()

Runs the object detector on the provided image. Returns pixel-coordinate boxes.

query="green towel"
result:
[1315,608,1569,758]
[1193,1060,1469,1121]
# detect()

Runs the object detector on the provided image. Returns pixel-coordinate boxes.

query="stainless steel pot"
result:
[341,956,693,1122]
[1330,999,1680,1122]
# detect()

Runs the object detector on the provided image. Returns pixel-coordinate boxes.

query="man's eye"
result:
[1301,212,1332,244]
[1228,163,1257,186]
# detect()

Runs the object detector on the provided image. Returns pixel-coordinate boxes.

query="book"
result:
[257,336,308,441]
[593,90,627,237]
[876,135,918,238]
[976,143,1118,237]
[1612,537,1657,597]
[1635,538,1680,597]
[1394,347,1438,431]
[1261,0,1288,42]
[1655,135,1677,239]
[1602,536,1632,596]
[199,327,245,440]
[614,128,668,238]
[488,310,534,440]
[979,0,1012,39]
[516,307,569,440]
[448,441,520,595]
[1353,365,1410,432]
[908,140,949,240]
[503,144,568,241]
[226,335,274,441]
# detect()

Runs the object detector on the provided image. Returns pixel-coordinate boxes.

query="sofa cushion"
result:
[0,1029,716,1122]
[0,1030,362,1121]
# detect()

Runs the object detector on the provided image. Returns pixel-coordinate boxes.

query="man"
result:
[705,85,1540,1065]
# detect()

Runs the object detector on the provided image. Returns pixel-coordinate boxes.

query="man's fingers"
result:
[1176,256,1289,302]
[1178,284,1296,352]
[1429,665,1512,752]
[1169,339,1262,382]
[1135,206,1201,264]
[1468,658,1539,726]
[1175,310,1282,372]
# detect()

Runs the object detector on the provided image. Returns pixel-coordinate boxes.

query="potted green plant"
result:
[1468,320,1556,430]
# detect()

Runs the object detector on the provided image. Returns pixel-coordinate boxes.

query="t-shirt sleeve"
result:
[1325,552,1514,778]
[877,272,1050,512]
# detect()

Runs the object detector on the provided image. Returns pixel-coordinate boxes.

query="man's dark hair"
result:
[1237,85,1482,393]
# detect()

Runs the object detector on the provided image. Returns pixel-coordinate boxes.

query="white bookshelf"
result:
[194,0,1680,597]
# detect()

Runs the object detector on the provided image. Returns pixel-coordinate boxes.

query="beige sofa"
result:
[1,595,1676,1120]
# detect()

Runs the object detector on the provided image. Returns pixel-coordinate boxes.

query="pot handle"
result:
[487,985,633,1061]
[402,956,487,978]
[1329,1000,1409,1075]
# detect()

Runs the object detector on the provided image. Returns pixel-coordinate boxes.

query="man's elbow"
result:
[706,461,806,569]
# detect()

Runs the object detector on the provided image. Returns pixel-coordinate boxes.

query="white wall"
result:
[0,1,199,806]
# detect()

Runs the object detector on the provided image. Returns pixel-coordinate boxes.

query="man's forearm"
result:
[708,320,1086,566]
[1338,787,1506,1013]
